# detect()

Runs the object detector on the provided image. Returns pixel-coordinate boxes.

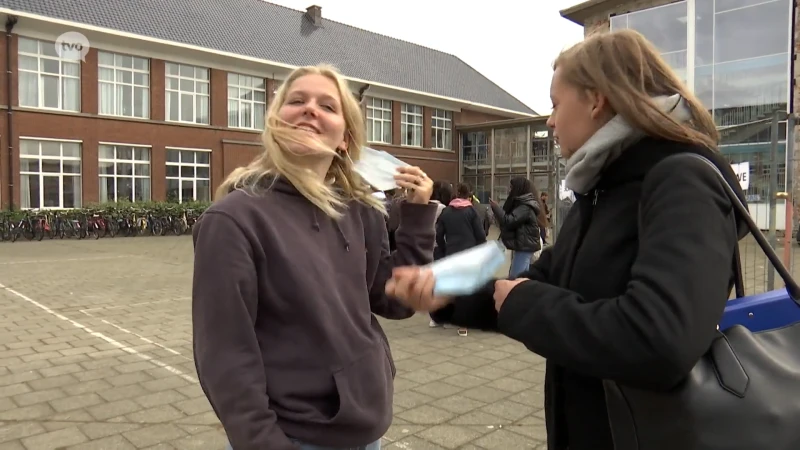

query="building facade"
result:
[561,0,796,227]
[0,2,534,210]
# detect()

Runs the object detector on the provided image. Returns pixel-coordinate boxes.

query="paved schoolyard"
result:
[0,235,548,450]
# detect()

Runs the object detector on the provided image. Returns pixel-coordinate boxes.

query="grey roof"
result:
[2,0,536,115]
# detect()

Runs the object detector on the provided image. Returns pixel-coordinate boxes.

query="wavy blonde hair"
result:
[554,29,719,150]
[215,64,385,218]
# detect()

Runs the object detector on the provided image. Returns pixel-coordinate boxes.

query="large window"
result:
[612,0,792,200]
[165,148,211,203]
[98,144,151,203]
[695,0,790,127]
[431,109,453,150]
[610,2,688,82]
[366,98,392,144]
[18,37,81,111]
[228,73,266,130]
[611,0,791,128]
[461,131,491,203]
[165,62,210,124]
[401,103,423,147]
[19,139,82,209]
[98,52,150,119]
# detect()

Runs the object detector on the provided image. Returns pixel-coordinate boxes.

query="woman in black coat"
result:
[385,29,746,450]
[490,177,548,277]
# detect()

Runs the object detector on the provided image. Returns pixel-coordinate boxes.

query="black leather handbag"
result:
[603,154,800,450]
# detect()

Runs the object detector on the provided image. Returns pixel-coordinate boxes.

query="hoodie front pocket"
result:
[328,344,393,426]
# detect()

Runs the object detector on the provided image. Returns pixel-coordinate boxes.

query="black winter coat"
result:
[435,204,487,257]
[431,138,747,450]
[491,194,542,252]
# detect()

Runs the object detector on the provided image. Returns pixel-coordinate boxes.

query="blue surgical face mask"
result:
[428,241,506,296]
[354,147,410,192]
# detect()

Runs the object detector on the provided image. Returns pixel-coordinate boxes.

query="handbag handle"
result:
[681,153,800,302]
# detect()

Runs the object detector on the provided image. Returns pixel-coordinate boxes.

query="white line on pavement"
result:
[0,255,129,265]
[0,281,197,383]
[79,308,192,361]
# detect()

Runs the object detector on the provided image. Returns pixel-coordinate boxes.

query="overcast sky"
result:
[267,0,585,114]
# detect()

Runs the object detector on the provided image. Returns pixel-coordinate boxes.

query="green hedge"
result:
[0,201,212,221]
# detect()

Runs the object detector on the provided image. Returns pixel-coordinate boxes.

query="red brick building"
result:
[0,2,535,209]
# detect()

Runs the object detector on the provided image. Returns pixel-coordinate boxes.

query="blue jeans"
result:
[225,438,381,450]
[509,251,533,278]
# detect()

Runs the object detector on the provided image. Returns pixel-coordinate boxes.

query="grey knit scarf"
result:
[564,94,692,194]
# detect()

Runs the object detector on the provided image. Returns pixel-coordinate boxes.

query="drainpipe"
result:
[5,15,16,210]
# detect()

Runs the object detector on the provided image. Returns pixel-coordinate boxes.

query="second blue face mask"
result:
[427,241,506,297]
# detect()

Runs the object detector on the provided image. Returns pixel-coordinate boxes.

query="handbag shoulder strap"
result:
[673,153,800,301]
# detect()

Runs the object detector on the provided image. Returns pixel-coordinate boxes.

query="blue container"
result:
[720,288,800,333]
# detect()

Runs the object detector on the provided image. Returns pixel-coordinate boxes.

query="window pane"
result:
[116,176,133,202]
[134,177,151,202]
[99,176,115,202]
[167,91,180,121]
[179,64,193,78]
[98,51,114,66]
[714,1,789,63]
[20,158,40,172]
[135,147,150,161]
[117,162,133,176]
[166,63,179,76]
[42,75,59,108]
[196,152,210,165]
[180,150,195,163]
[197,96,209,124]
[196,179,210,202]
[99,161,114,175]
[42,176,60,207]
[166,164,179,177]
[166,150,179,162]
[63,62,80,77]
[41,142,60,157]
[181,180,194,202]
[133,57,149,71]
[20,140,38,156]
[166,179,180,203]
[134,72,149,86]
[62,160,81,174]
[21,174,40,209]
[41,59,59,74]
[19,37,38,54]
[19,72,39,107]
[19,55,37,71]
[180,93,193,121]
[180,165,194,178]
[62,78,80,111]
[196,166,210,179]
[134,163,150,176]
[64,176,81,208]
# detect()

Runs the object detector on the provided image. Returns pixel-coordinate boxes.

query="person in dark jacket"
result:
[490,177,547,277]
[436,182,487,258]
[431,181,454,261]
[385,29,746,450]
[192,64,437,450]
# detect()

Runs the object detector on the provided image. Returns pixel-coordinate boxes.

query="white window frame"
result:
[431,109,453,150]
[165,62,210,125]
[228,73,267,130]
[401,103,423,147]
[366,98,392,144]
[98,51,150,119]
[165,147,211,203]
[19,137,83,209]
[98,143,152,203]
[18,37,81,112]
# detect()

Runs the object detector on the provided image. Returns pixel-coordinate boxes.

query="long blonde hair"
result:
[215,64,385,218]
[554,29,718,150]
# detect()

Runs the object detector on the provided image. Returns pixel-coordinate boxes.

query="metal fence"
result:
[549,111,797,295]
